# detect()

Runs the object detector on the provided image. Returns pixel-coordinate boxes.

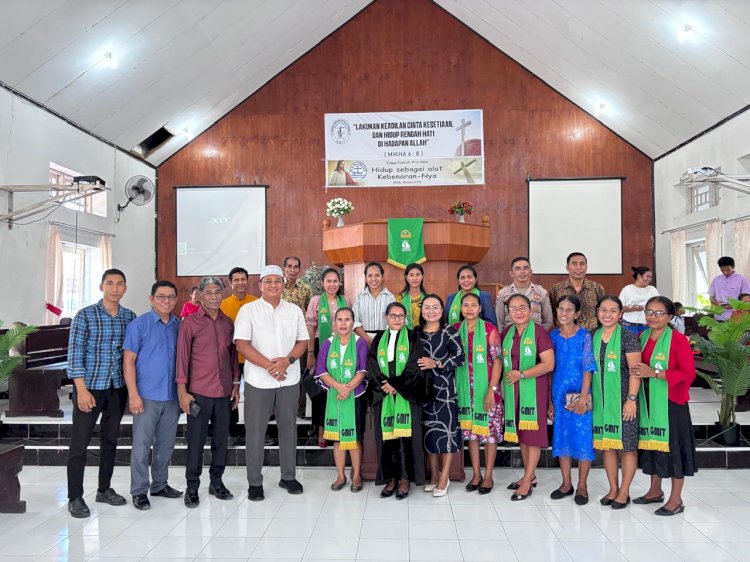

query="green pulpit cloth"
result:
[387,218,426,269]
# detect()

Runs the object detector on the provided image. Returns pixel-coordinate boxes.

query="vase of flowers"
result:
[448,200,473,223]
[326,197,354,227]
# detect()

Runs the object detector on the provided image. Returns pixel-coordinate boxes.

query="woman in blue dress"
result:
[549,295,596,505]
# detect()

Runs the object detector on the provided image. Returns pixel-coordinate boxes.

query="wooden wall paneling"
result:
[158,0,654,311]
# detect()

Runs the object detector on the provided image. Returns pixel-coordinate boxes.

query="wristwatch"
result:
[491,385,499,392]
[655,369,661,379]
[288,355,296,365]
[520,371,526,379]
[627,394,637,401]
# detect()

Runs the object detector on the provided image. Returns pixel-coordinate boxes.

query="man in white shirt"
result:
[234,265,309,501]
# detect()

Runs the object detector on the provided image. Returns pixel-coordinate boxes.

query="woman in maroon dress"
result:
[501,294,555,501]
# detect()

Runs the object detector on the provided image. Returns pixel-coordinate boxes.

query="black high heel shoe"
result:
[507,477,537,490]
[511,487,533,502]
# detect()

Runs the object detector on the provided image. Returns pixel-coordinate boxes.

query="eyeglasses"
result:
[387,314,406,320]
[153,295,177,302]
[644,310,668,317]
[508,305,529,313]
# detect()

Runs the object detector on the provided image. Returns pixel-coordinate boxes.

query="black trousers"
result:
[229,362,243,437]
[186,393,230,490]
[67,386,128,500]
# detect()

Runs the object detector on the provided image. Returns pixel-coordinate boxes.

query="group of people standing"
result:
[66,251,749,519]
[319,252,699,515]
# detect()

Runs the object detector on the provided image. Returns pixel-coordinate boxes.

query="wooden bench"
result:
[4,325,70,418]
[0,444,25,513]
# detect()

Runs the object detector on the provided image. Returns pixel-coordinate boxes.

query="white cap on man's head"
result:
[259,265,284,280]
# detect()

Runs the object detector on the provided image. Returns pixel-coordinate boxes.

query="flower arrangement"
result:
[448,200,474,216]
[326,197,354,218]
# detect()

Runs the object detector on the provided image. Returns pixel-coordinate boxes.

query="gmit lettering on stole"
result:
[641,427,666,437]
[520,406,536,416]
[604,424,620,434]
[340,428,356,438]
[396,413,410,425]
[325,418,338,427]
[458,406,471,416]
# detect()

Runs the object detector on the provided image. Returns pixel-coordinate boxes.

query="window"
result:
[686,239,709,309]
[686,182,718,214]
[49,162,107,217]
[59,241,104,318]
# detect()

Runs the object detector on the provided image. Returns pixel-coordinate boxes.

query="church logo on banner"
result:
[387,218,426,269]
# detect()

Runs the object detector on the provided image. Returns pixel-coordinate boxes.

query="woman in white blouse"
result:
[618,266,659,336]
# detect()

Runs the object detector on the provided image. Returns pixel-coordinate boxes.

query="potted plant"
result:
[0,321,38,391]
[326,197,354,227]
[691,299,750,445]
[0,320,37,513]
[448,200,473,223]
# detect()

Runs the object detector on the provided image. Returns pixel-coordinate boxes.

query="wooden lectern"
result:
[322,218,491,482]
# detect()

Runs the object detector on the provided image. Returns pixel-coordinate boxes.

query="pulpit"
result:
[323,218,491,481]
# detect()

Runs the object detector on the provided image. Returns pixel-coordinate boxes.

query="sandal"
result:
[633,493,664,505]
[655,503,684,516]
[507,477,537,490]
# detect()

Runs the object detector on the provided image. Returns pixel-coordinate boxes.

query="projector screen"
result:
[176,186,266,277]
[528,178,622,275]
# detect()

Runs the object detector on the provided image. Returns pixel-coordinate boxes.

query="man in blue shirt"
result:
[124,280,183,510]
[67,269,136,518]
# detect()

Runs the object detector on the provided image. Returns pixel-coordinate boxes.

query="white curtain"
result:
[100,234,112,272]
[705,220,723,281]
[734,219,750,279]
[671,229,687,304]
[45,224,63,324]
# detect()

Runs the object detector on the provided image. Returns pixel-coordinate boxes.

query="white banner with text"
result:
[324,109,484,187]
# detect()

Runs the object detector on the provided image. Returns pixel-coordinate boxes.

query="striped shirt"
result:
[67,300,136,390]
[353,287,395,332]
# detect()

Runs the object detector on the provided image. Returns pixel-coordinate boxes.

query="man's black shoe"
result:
[132,494,150,510]
[279,479,304,495]
[248,485,265,502]
[95,488,127,506]
[264,436,278,446]
[151,484,183,498]
[209,482,234,500]
[184,488,199,508]
[67,497,90,518]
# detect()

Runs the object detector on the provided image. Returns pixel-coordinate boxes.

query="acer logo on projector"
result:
[208,217,230,224]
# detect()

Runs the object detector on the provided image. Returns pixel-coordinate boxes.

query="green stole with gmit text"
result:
[377,329,412,440]
[638,328,671,453]
[502,323,539,443]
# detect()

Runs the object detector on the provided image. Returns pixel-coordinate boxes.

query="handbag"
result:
[301,367,323,399]
[565,392,592,411]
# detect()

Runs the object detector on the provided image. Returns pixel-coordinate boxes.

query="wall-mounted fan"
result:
[117,175,155,218]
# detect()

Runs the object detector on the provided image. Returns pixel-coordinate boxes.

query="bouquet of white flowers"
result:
[326,197,354,218]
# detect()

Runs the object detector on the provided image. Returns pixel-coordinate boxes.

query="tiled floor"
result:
[3,466,750,561]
